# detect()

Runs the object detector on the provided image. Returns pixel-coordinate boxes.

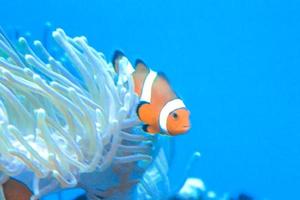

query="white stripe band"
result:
[159,99,186,134]
[140,70,157,102]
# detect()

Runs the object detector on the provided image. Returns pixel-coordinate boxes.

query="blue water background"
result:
[1,1,300,200]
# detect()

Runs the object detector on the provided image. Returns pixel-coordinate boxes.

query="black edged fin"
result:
[157,72,170,83]
[136,101,148,119]
[112,50,124,62]
[135,59,148,71]
[112,50,125,71]
[135,59,146,66]
[142,124,149,132]
[157,71,179,98]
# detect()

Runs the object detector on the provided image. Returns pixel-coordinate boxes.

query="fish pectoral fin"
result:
[137,102,155,124]
[143,124,160,134]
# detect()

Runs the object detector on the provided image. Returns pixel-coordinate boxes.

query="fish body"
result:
[113,51,191,136]
[1,178,32,200]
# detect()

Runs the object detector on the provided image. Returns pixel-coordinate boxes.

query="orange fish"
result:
[113,51,191,136]
[2,178,32,200]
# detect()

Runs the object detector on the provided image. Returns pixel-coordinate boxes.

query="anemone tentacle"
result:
[0,28,154,199]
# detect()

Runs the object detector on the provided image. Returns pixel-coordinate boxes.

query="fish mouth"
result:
[169,125,191,136]
[182,125,191,131]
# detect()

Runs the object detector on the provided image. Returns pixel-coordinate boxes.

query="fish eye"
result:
[172,112,178,120]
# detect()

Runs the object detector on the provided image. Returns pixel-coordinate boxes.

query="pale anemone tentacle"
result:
[25,54,86,97]
[0,174,8,200]
[120,131,150,142]
[47,56,84,89]
[32,40,52,61]
[52,29,96,95]
[136,148,171,199]
[0,27,155,199]
[0,40,25,68]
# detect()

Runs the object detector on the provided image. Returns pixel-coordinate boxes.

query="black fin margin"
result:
[112,50,125,66]
[135,59,146,67]
[157,71,170,83]
[136,101,149,119]
[142,124,149,132]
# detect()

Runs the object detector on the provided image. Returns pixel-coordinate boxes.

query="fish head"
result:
[166,108,191,135]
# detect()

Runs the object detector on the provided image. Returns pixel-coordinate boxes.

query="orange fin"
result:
[3,178,32,200]
[132,60,150,95]
[136,102,154,124]
[153,74,177,101]
[143,125,160,134]
[134,59,149,73]
[135,59,177,100]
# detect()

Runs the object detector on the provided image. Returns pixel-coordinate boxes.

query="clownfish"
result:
[113,51,191,136]
[1,178,32,200]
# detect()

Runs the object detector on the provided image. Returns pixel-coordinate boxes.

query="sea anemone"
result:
[0,28,154,199]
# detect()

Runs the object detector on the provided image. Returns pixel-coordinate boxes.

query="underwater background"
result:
[0,0,300,200]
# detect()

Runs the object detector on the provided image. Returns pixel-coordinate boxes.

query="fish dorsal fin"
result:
[135,59,149,74]
[134,60,176,102]
[133,59,150,96]
[112,50,125,73]
[135,59,175,100]
[152,73,177,103]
